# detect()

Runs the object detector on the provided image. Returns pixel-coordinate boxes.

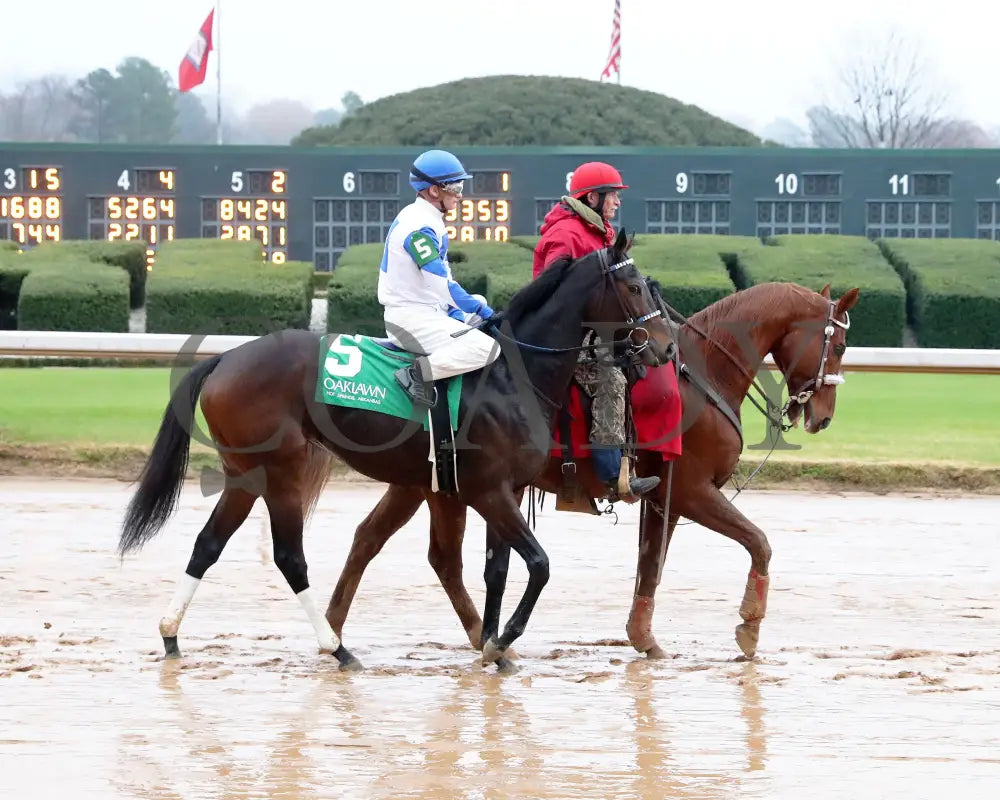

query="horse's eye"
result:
[834,343,846,357]
[629,284,641,295]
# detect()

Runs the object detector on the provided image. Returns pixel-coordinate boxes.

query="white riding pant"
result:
[383,300,501,381]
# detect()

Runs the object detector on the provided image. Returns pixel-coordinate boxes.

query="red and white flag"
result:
[600,0,621,82]
[178,8,215,92]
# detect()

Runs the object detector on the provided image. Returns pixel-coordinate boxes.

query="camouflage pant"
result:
[574,359,626,447]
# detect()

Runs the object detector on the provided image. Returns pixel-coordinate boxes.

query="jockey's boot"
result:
[603,474,660,503]
[627,475,661,496]
[394,363,436,407]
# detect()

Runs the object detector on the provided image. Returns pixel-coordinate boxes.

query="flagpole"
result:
[215,0,222,145]
[617,0,621,85]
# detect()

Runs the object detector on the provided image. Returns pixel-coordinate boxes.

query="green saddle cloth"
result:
[314,333,461,432]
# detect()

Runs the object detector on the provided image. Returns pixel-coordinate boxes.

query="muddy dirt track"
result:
[1,478,999,799]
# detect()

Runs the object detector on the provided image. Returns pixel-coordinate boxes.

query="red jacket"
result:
[532,200,614,279]
[535,199,683,461]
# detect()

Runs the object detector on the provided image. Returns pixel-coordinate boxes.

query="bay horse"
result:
[117,229,675,671]
[323,281,859,668]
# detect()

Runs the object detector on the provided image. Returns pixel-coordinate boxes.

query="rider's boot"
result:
[394,359,436,408]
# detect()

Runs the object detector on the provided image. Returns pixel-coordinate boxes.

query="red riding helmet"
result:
[569,161,628,198]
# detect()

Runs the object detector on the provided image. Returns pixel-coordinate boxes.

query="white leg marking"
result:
[159,573,201,638]
[296,586,341,654]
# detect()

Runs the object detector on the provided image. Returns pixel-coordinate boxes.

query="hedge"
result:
[17,262,129,332]
[628,234,748,317]
[145,239,313,335]
[729,235,906,347]
[876,238,1000,348]
[326,241,533,336]
[0,241,133,332]
[514,232,744,317]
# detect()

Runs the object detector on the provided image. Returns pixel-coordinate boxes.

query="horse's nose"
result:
[820,417,831,430]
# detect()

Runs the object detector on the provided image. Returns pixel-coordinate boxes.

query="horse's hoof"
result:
[496,657,519,675]
[481,636,505,665]
[735,623,759,660]
[645,644,668,660]
[163,636,181,659]
[334,644,363,672]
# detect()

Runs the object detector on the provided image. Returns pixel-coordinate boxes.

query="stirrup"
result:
[615,455,659,504]
[394,365,436,407]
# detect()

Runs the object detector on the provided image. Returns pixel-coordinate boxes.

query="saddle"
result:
[319,334,461,495]
[554,377,643,515]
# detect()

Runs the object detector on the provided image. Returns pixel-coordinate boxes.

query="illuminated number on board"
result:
[117,170,130,191]
[231,171,243,192]
[889,174,910,195]
[343,172,355,193]
[675,173,688,193]
[774,173,799,195]
[45,168,60,190]
[271,171,286,193]
[3,168,14,190]
[996,177,1000,191]
[566,172,573,192]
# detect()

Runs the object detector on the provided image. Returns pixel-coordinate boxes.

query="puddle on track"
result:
[1,478,998,798]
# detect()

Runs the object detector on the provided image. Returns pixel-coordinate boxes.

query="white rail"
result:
[1,330,999,375]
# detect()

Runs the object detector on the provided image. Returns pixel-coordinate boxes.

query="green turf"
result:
[0,367,998,466]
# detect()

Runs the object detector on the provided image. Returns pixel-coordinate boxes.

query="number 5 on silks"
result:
[326,335,363,378]
[406,232,440,266]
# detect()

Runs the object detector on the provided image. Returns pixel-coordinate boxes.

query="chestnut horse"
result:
[117,230,675,671]
[324,281,859,668]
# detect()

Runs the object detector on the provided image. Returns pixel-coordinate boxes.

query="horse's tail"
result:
[118,354,224,557]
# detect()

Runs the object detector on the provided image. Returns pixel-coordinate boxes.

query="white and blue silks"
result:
[377,196,500,381]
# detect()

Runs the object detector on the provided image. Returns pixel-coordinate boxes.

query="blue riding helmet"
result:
[409,149,474,191]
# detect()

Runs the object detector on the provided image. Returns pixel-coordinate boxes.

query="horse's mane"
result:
[503,254,581,320]
[689,281,817,330]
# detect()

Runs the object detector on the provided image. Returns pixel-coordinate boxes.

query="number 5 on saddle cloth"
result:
[314,333,463,493]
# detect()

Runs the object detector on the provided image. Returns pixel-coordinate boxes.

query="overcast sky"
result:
[3,0,998,134]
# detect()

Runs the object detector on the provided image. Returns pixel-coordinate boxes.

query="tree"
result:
[69,68,118,142]
[112,58,178,143]
[312,107,343,127]
[341,91,363,116]
[807,27,986,148]
[237,98,315,144]
[0,75,77,141]
[174,91,215,144]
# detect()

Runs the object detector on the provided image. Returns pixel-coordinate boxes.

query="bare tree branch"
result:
[807,26,974,148]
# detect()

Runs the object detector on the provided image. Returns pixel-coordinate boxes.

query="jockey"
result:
[378,149,500,407]
[533,161,660,499]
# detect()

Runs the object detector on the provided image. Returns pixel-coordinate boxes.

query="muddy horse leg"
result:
[476,486,548,670]
[263,485,361,671]
[425,492,484,651]
[325,484,424,641]
[626,491,680,660]
[159,487,256,658]
[479,486,527,651]
[684,483,772,659]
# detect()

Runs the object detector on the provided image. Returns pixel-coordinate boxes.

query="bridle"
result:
[778,301,851,427]
[477,246,666,361]
[596,249,664,362]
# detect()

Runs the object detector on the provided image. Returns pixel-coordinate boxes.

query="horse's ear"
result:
[625,232,635,253]
[836,287,860,313]
[614,228,628,255]
[819,283,831,299]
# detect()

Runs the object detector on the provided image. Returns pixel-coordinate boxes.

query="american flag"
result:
[600,0,621,83]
